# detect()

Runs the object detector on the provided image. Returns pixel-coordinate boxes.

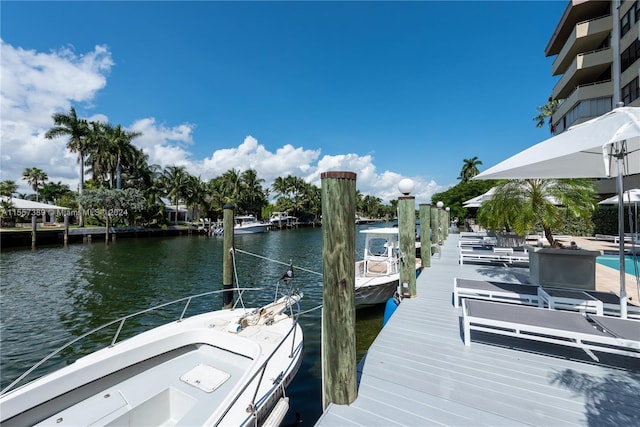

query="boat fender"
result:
[382,297,399,327]
[227,322,242,333]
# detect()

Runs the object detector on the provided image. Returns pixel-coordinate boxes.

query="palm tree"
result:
[105,124,142,189]
[85,121,110,186]
[220,169,243,204]
[162,165,189,225]
[39,181,72,204]
[477,179,596,247]
[86,122,142,189]
[0,180,18,198]
[183,175,207,222]
[45,107,89,225]
[458,157,482,183]
[239,169,267,218]
[534,97,560,133]
[22,167,48,201]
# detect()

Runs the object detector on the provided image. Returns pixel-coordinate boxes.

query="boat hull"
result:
[355,275,400,307]
[0,302,303,427]
[234,224,270,234]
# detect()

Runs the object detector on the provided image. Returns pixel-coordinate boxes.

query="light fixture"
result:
[436,201,444,209]
[445,207,450,212]
[398,178,415,195]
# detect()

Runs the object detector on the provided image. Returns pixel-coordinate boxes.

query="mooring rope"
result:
[233,248,323,277]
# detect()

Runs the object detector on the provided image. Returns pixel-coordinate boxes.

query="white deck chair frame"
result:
[462,299,640,362]
[453,278,640,319]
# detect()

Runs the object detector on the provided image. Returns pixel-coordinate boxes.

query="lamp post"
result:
[397,179,417,298]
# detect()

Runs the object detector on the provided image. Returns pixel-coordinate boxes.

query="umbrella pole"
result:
[616,155,628,319]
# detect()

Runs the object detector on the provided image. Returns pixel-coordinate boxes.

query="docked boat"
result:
[234,215,270,234]
[0,285,304,427]
[269,212,297,228]
[355,227,422,307]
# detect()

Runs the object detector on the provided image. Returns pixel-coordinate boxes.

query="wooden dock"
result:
[316,234,640,426]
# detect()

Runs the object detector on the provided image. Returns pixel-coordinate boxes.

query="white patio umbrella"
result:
[462,188,496,207]
[462,184,562,208]
[475,106,640,318]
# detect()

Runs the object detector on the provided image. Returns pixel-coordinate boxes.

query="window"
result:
[621,77,639,105]
[621,12,630,36]
[620,1,639,37]
[620,39,640,72]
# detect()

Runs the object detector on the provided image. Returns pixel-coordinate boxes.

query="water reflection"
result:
[1,227,384,424]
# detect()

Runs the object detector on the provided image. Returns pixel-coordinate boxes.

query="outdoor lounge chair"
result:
[462,299,640,361]
[454,277,640,319]
[453,278,540,308]
[459,247,529,266]
[582,290,640,319]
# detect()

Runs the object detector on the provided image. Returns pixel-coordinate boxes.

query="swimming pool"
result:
[597,255,640,276]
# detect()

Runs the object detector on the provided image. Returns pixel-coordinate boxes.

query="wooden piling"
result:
[398,196,417,297]
[430,206,438,247]
[444,208,450,240]
[419,204,431,268]
[63,215,69,246]
[105,213,110,244]
[31,215,36,248]
[320,171,357,409]
[222,203,235,309]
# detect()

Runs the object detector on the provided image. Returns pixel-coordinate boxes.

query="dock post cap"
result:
[321,171,356,180]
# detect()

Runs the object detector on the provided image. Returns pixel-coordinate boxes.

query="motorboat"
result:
[355,227,422,307]
[268,212,297,229]
[234,215,270,234]
[355,214,382,224]
[0,285,304,427]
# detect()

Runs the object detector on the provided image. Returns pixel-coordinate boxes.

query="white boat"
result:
[355,227,422,307]
[234,215,270,234]
[268,212,297,228]
[0,286,304,427]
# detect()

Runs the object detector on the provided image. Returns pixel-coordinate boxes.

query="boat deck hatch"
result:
[180,364,230,393]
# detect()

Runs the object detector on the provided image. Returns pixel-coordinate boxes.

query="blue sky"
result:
[1,1,567,204]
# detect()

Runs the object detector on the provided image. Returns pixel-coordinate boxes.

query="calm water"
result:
[0,225,386,425]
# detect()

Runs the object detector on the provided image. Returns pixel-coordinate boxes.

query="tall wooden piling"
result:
[31,215,36,248]
[419,204,431,267]
[444,208,450,239]
[105,213,110,244]
[321,171,357,409]
[398,196,417,297]
[222,203,235,309]
[439,207,446,242]
[63,215,69,246]
[430,206,438,246]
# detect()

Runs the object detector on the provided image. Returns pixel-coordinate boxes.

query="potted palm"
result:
[477,178,602,289]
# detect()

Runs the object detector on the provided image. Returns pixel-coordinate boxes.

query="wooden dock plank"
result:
[316,235,640,426]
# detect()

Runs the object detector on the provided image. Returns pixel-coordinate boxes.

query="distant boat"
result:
[355,215,383,225]
[269,212,297,228]
[234,215,270,234]
[0,286,304,427]
[355,227,422,307]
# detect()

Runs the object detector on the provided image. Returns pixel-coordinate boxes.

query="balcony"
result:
[551,14,611,76]
[546,0,611,56]
[553,80,613,122]
[551,47,612,100]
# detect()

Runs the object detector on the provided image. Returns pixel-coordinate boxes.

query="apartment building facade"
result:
[546,0,640,134]
[546,0,640,192]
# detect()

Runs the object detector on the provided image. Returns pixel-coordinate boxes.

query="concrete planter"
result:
[526,245,603,290]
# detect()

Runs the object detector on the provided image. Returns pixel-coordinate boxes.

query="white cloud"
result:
[0,40,447,204]
[0,40,113,192]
